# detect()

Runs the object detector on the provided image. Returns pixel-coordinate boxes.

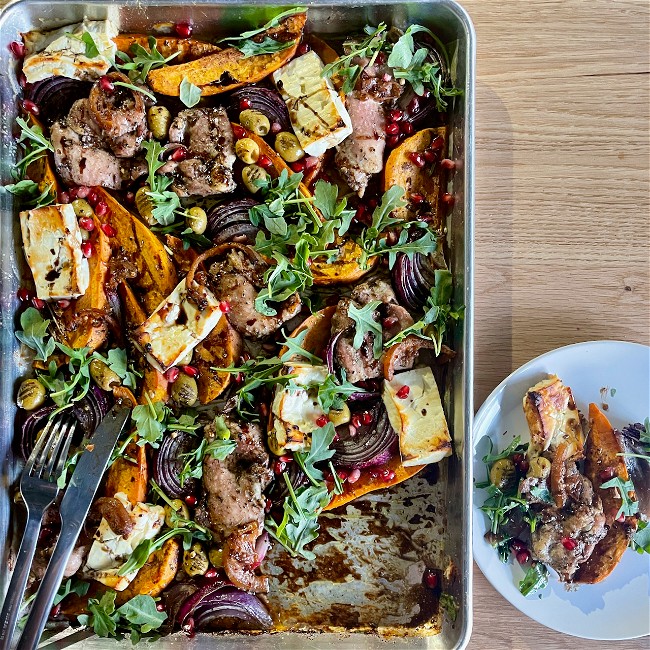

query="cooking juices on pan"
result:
[4,8,464,641]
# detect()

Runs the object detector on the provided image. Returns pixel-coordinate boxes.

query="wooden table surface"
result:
[463,0,649,647]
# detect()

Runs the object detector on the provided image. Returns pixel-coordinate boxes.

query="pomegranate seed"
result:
[513,453,524,464]
[68,187,79,200]
[219,300,231,313]
[518,460,530,474]
[184,494,197,507]
[333,432,341,443]
[9,40,25,59]
[382,72,392,82]
[17,287,32,302]
[101,223,116,237]
[32,297,46,310]
[510,539,526,552]
[125,190,135,204]
[57,191,70,204]
[81,241,94,258]
[422,89,431,98]
[376,52,387,65]
[354,204,367,221]
[338,470,348,481]
[235,372,244,384]
[18,73,27,89]
[599,467,616,481]
[94,201,109,216]
[383,469,396,482]
[57,299,71,309]
[389,109,404,122]
[351,414,362,429]
[361,411,373,425]
[385,122,400,136]
[232,124,247,139]
[316,415,328,428]
[86,189,99,206]
[297,42,311,55]
[423,569,438,589]
[171,147,188,162]
[368,198,378,209]
[386,134,400,148]
[273,460,286,474]
[516,549,531,564]
[75,186,90,199]
[407,97,420,114]
[279,455,293,463]
[181,365,199,377]
[442,193,455,207]
[304,155,319,170]
[21,99,39,116]
[175,22,193,38]
[396,385,410,399]
[257,154,273,170]
[291,160,306,173]
[382,315,398,328]
[98,75,114,93]
[265,498,272,513]
[408,152,426,168]
[348,424,357,437]
[430,135,445,150]
[410,192,425,204]
[270,121,282,134]
[239,98,252,110]
[156,603,166,612]
[400,121,415,135]
[423,148,438,163]
[50,603,61,618]
[78,216,95,232]
[561,537,577,551]
[204,567,218,578]
[164,367,180,382]
[441,158,456,170]
[183,616,195,637]
[347,468,361,484]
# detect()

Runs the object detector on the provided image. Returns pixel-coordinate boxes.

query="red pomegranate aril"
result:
[410,192,425,204]
[183,616,195,638]
[270,121,282,134]
[164,367,180,382]
[125,190,135,204]
[516,549,531,564]
[156,603,166,612]
[333,432,340,443]
[32,297,46,310]
[219,300,231,313]
[273,460,286,475]
[265,498,272,513]
[21,99,39,116]
[400,121,415,135]
[510,538,526,553]
[512,453,524,464]
[17,287,32,302]
[55,300,69,310]
[337,470,348,482]
[386,134,400,148]
[304,156,319,170]
[396,385,410,399]
[171,147,188,162]
[99,75,114,93]
[297,42,311,55]
[423,569,438,589]
[389,109,404,123]
[423,148,438,163]
[204,567,218,579]
[94,201,109,216]
[239,98,252,111]
[184,494,197,507]
[518,460,530,474]
[232,124,247,140]
[175,22,193,38]
[368,198,378,209]
[408,152,426,168]
[382,315,398,328]
[18,72,28,89]
[376,52,387,65]
[81,241,94,258]
[440,158,456,170]
[78,216,95,231]
[316,415,329,428]
[599,467,616,481]
[442,193,455,207]
[75,186,90,199]
[385,122,400,136]
[361,411,373,425]
[407,97,420,114]
[9,40,25,59]
[278,455,293,463]
[291,160,306,173]
[181,365,199,378]
[430,135,444,150]
[57,191,70,204]
[50,603,61,618]
[88,189,100,206]
[617,513,626,523]
[257,154,273,170]
[101,223,116,237]
[347,468,361,484]
[561,536,577,551]
[383,469,396,482]
[351,414,362,429]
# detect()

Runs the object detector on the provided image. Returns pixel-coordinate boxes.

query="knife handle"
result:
[15,521,78,650]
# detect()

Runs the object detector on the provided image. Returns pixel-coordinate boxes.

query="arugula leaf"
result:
[481,436,524,466]
[15,307,56,361]
[119,527,195,576]
[600,476,639,519]
[280,328,322,365]
[13,117,54,178]
[348,300,383,359]
[219,8,306,43]
[81,590,118,637]
[373,227,438,270]
[116,595,167,633]
[294,423,336,485]
[113,80,156,102]
[116,36,180,83]
[56,443,87,489]
[54,578,89,606]
[519,562,548,597]
[178,420,236,487]
[0,179,55,208]
[131,400,168,448]
[317,371,362,412]
[37,343,94,409]
[630,520,650,554]
[238,37,295,58]
[179,77,202,108]
[255,251,312,316]
[66,31,100,58]
[529,484,553,504]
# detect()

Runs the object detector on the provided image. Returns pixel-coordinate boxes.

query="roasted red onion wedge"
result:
[26,77,92,124]
[206,198,260,245]
[227,86,291,132]
[153,430,200,499]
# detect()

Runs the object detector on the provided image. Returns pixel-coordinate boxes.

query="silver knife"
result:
[16,405,131,650]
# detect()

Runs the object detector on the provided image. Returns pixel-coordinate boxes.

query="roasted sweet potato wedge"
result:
[147,13,306,96]
[113,34,221,63]
[384,127,448,223]
[194,318,243,404]
[96,188,177,314]
[104,440,148,506]
[573,521,634,584]
[311,238,377,286]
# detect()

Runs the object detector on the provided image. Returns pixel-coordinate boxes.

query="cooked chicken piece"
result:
[335,95,387,197]
[223,521,269,593]
[167,107,236,197]
[349,56,403,102]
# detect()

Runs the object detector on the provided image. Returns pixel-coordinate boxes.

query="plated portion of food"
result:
[3,7,464,642]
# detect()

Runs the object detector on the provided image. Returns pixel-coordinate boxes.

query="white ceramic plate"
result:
[472,340,650,640]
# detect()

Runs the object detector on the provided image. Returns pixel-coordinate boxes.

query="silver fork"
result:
[0,413,77,650]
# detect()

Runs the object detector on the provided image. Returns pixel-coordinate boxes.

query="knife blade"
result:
[16,404,131,650]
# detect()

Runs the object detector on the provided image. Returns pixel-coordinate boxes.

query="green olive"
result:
[164,499,190,528]
[241,164,269,195]
[489,458,517,491]
[274,131,304,163]
[239,109,270,137]
[328,403,350,427]
[186,206,207,235]
[183,543,209,577]
[135,185,156,225]
[527,456,551,479]
[171,373,198,407]
[235,137,260,165]
[89,359,121,391]
[17,378,46,411]
[208,546,224,568]
[147,105,172,140]
[71,198,93,219]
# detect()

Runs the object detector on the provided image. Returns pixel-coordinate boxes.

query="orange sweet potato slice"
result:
[95,188,177,315]
[383,127,448,223]
[113,34,221,63]
[311,238,377,286]
[104,440,148,506]
[194,318,243,404]
[147,14,306,96]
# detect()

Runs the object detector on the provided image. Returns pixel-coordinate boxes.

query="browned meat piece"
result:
[195,418,272,542]
[208,248,301,339]
[223,521,269,593]
[351,278,397,306]
[29,543,89,585]
[350,56,403,102]
[167,108,236,197]
[335,95,387,197]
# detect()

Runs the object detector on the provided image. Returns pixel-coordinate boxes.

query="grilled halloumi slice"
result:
[383,367,452,466]
[19,204,89,301]
[131,278,223,373]
[273,51,353,157]
[523,375,584,460]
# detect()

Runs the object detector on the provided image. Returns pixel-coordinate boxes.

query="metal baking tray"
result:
[0,1,475,647]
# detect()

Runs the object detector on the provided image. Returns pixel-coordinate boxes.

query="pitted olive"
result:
[164,499,190,528]
[89,359,121,391]
[17,378,46,411]
[239,109,270,136]
[489,458,517,492]
[527,456,552,479]
[171,373,198,407]
[183,543,209,576]
[147,105,172,140]
[235,137,260,165]
[241,164,269,194]
[274,131,304,163]
[186,206,207,235]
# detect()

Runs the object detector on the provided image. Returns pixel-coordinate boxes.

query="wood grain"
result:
[463,0,649,647]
